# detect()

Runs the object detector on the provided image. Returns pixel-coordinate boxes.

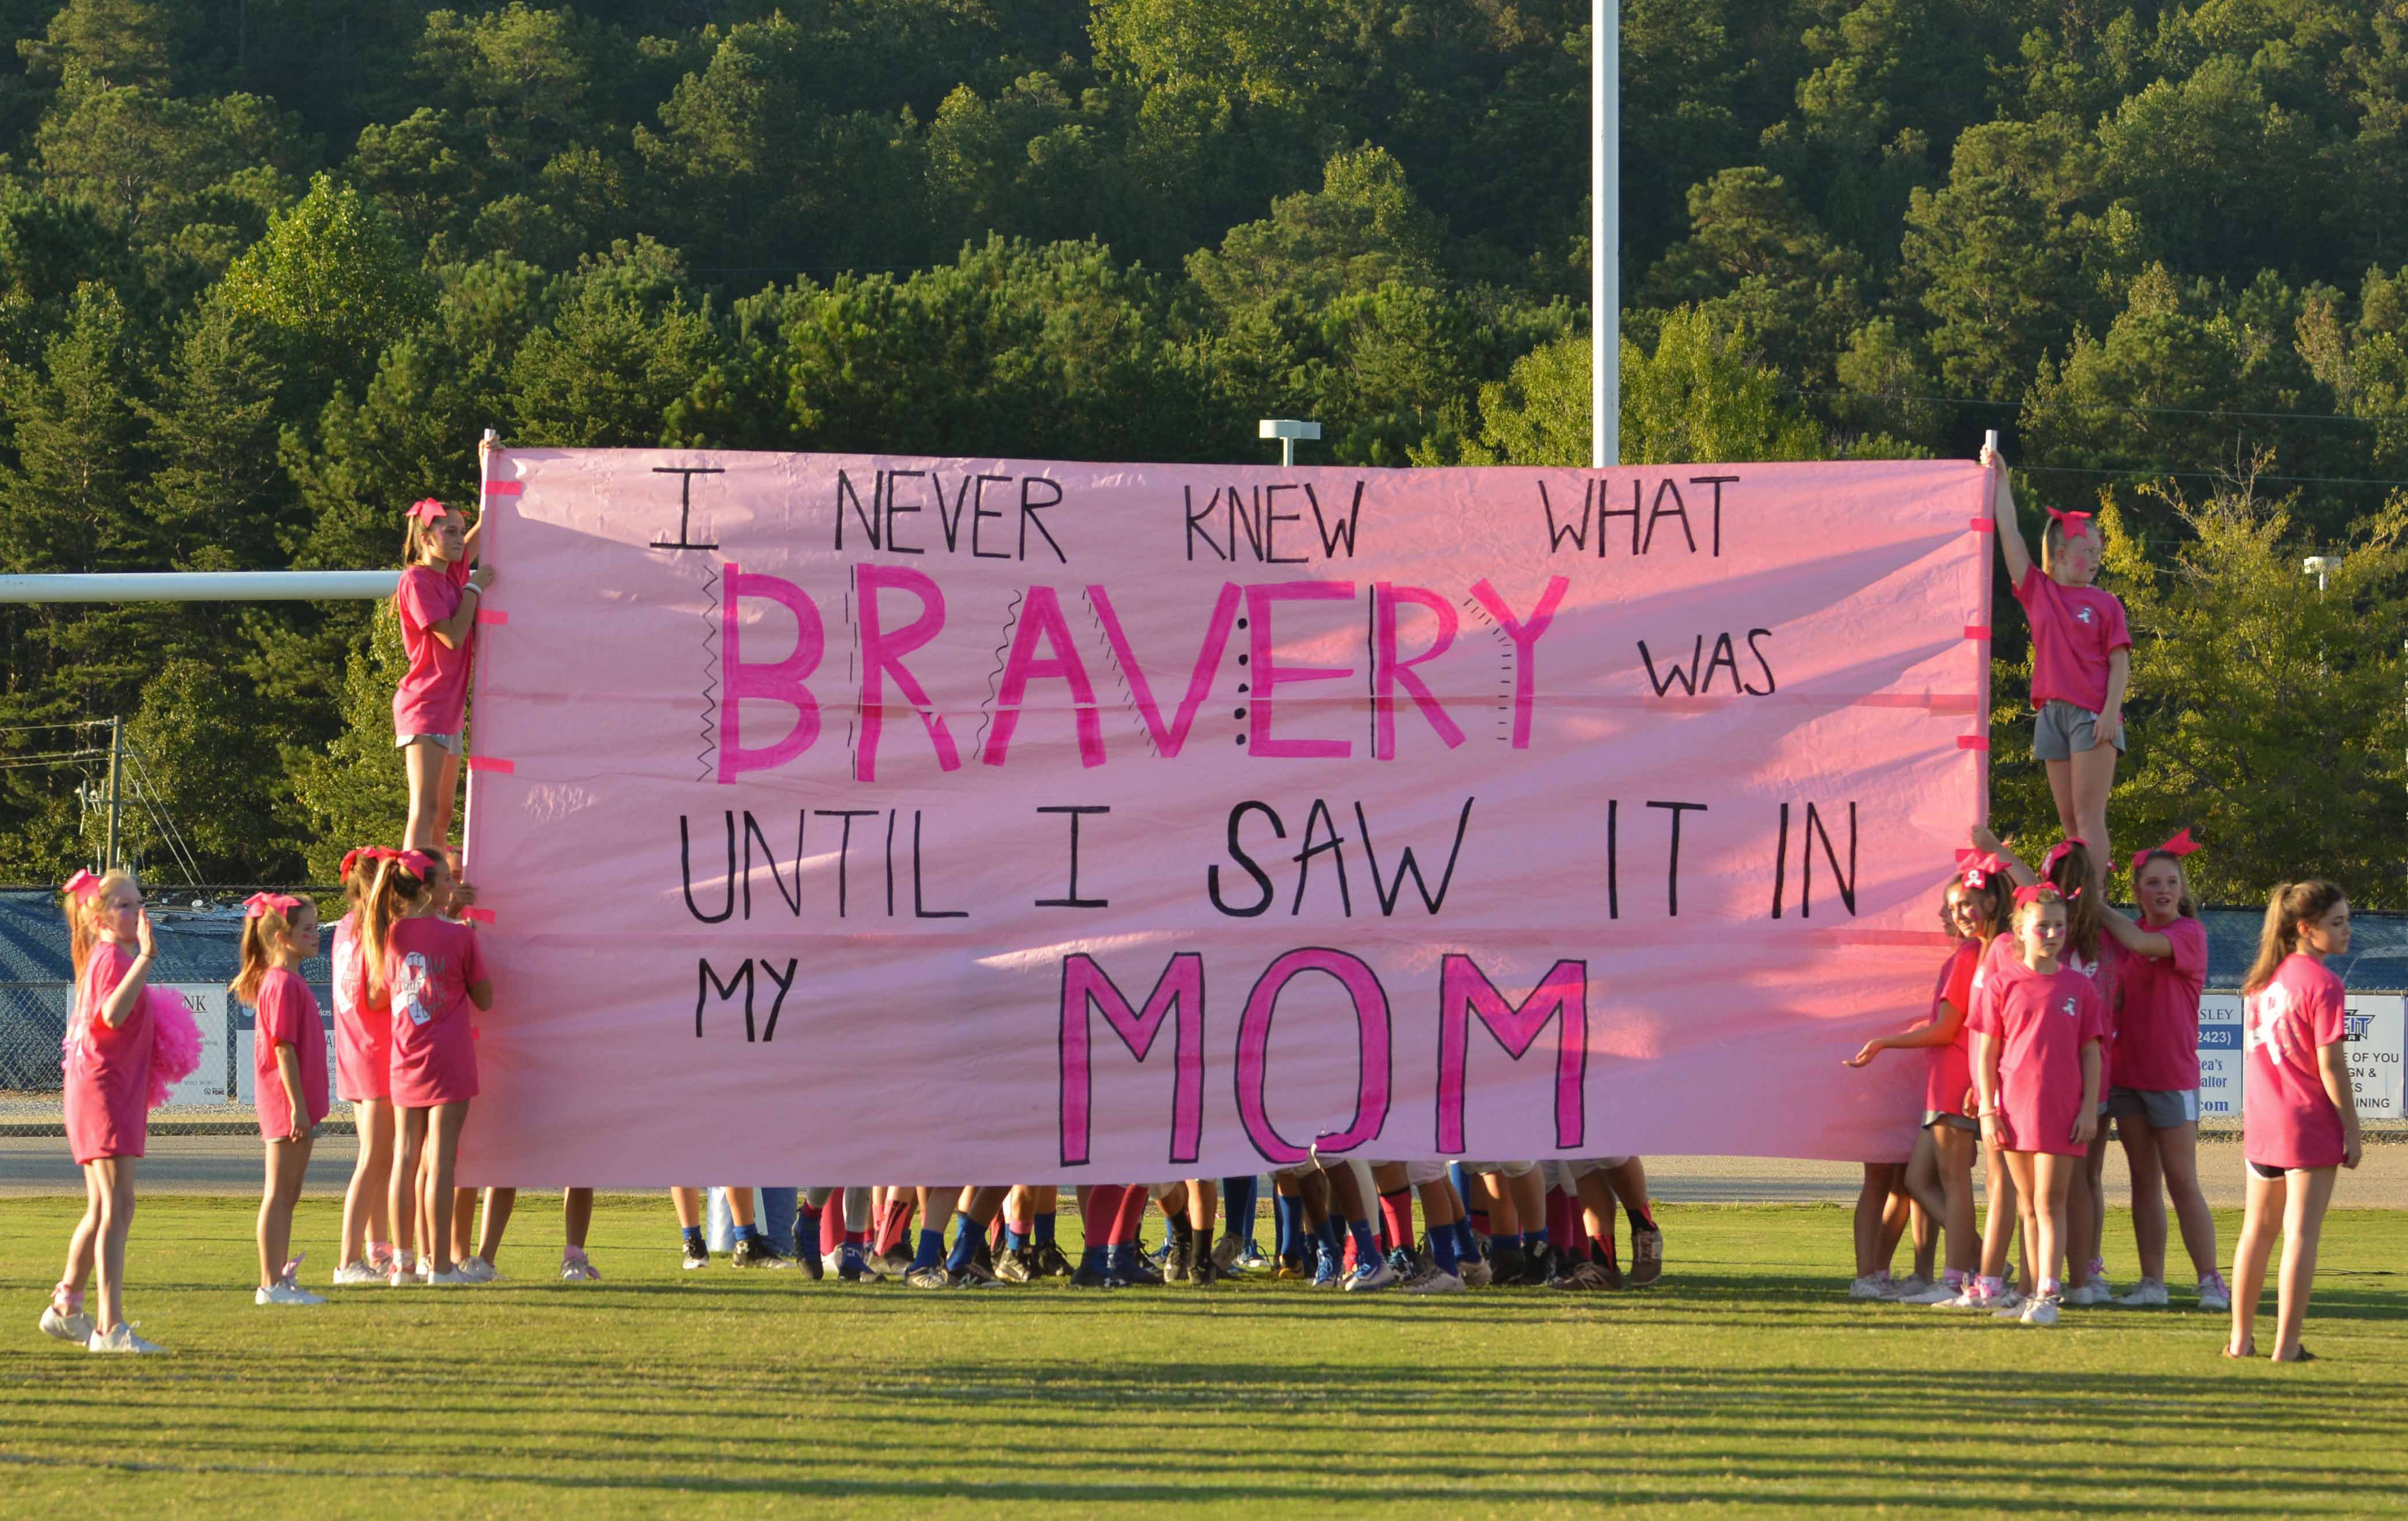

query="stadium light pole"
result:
[1593,0,1619,469]
[1259,418,1321,468]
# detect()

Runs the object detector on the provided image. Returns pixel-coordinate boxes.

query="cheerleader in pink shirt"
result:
[44,869,165,1353]
[233,892,330,1307]
[393,492,492,853]
[362,849,492,1285]
[330,848,401,1284]
[1968,884,2106,1328]
[2229,880,2362,1363]
[1984,445,2130,891]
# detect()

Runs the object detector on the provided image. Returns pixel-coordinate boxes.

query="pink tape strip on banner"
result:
[1963,624,1991,639]
[462,906,496,924]
[1958,735,1989,751]
[476,608,508,626]
[466,755,515,775]
[1970,516,1996,532]
[485,480,525,497]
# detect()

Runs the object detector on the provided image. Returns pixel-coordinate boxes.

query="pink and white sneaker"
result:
[560,1248,602,1282]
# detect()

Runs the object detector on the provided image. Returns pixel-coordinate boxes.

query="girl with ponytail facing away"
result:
[233,893,329,1307]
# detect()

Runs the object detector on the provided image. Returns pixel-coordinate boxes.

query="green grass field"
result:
[5,1197,2405,1518]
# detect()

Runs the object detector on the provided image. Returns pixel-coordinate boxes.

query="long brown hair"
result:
[62,868,136,980]
[2241,880,2347,996]
[360,852,440,1000]
[2130,850,2198,918]
[1939,874,2008,942]
[2043,839,2103,963]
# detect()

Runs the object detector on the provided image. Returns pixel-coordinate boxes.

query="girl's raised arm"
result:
[1969,823,2040,889]
[97,912,157,1029]
[1983,445,2033,587]
[2100,901,2176,959]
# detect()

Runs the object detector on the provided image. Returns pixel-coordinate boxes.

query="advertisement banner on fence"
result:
[157,984,231,1107]
[459,450,1994,1185]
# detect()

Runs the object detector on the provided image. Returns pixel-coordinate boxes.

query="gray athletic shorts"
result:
[2106,1086,2199,1129]
[395,730,463,756]
[2032,699,2124,761]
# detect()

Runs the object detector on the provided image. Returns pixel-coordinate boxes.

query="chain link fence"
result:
[0,977,332,1130]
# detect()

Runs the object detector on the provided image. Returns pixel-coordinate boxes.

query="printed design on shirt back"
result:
[2245,981,2294,1057]
[395,951,434,1027]
[332,936,357,1017]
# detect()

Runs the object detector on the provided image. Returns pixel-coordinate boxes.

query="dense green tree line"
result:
[1,0,2403,899]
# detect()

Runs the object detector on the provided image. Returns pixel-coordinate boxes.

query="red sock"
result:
[1112,1184,1151,1246]
[876,1200,915,1257]
[1564,1204,1591,1262]
[1082,1186,1126,1253]
[1378,1189,1414,1254]
[1546,1188,1574,1252]
[821,1196,845,1258]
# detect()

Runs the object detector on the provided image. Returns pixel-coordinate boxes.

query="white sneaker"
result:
[1898,1282,1959,1304]
[1881,1274,1931,1300]
[2115,1279,2170,1308]
[457,1256,499,1284]
[425,1267,472,1286]
[2064,1283,2105,1307]
[2021,1295,2060,1327]
[255,1282,327,1307]
[87,1323,165,1353]
[1989,1290,2030,1319]
[388,1267,423,1287]
[561,1250,602,1282]
[1343,1258,1400,1292]
[1460,1257,1493,1288]
[1404,1268,1466,1294]
[2196,1279,2232,1312]
[1848,1274,1893,1299]
[1934,1286,1990,1309]
[40,1302,96,1343]
[330,1260,383,1286]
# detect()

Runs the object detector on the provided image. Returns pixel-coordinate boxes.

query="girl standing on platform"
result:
[234,892,330,1307]
[364,850,491,1284]
[394,496,491,852]
[331,848,400,1283]
[2100,831,2229,1311]
[44,869,165,1353]
[1845,863,2010,1302]
[1969,885,2106,1328]
[1983,445,2130,888]
[2229,882,2362,1362]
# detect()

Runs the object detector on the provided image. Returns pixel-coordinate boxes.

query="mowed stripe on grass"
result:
[4,1197,2406,1518]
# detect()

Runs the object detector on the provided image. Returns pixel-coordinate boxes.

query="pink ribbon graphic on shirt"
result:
[60,869,100,899]
[2044,507,2093,542]
[2130,827,2200,876]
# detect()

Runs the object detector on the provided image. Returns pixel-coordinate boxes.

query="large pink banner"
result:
[458,450,1992,1186]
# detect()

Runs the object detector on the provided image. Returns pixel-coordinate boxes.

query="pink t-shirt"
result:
[392,558,474,736]
[2243,955,2349,1171]
[62,940,153,1164]
[330,913,393,1102]
[1921,939,1981,1117]
[384,915,488,1108]
[2113,917,2208,1091]
[1969,956,2106,1158]
[2014,565,2130,714]
[1984,930,2119,1093]
[253,966,330,1139]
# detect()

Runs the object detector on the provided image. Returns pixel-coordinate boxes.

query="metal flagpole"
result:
[1593,0,1620,469]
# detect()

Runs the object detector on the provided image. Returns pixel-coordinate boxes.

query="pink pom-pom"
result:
[145,987,205,1111]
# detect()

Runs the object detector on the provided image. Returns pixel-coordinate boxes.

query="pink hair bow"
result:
[2131,827,2200,876]
[2045,507,2093,542]
[2041,838,2089,875]
[340,848,363,880]
[61,869,100,899]
[243,892,302,919]
[406,498,449,524]
[2013,884,2059,908]
[1960,852,2006,889]
[394,850,438,878]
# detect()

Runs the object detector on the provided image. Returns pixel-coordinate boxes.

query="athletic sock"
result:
[911,1228,944,1272]
[1347,1218,1380,1267]
[1222,1174,1259,1247]
[947,1225,979,1273]
[795,1204,823,1261]
[1942,1268,1966,1290]
[1313,1214,1343,1260]
[734,1222,761,1248]
[681,1225,705,1253]
[1004,1222,1030,1251]
[1033,1211,1057,1247]
[1625,1200,1656,1233]
[1523,1229,1548,1253]
[2040,1276,2064,1298]
[1274,1195,1301,1259]
[842,1230,864,1249]
[1452,1220,1478,1261]
[1378,1189,1414,1256]
[1430,1226,1460,1275]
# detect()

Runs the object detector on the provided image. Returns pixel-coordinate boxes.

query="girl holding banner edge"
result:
[1984,444,2130,893]
[393,494,491,854]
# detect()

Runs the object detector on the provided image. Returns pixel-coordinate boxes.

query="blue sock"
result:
[1347,1218,1380,1264]
[681,1225,704,1252]
[1448,1162,1472,1207]
[1221,1174,1259,1244]
[1431,1226,1460,1275]
[1079,1244,1105,1275]
[947,1225,978,1272]
[911,1228,944,1271]
[735,1222,760,1247]
[1109,1243,1136,1278]
[1033,1212,1056,1247]
[1453,1221,1478,1260]
[1524,1229,1547,1252]
[1275,1195,1300,1258]
[796,1204,822,1253]
[1004,1225,1028,1251]
[1313,1215,1343,1259]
